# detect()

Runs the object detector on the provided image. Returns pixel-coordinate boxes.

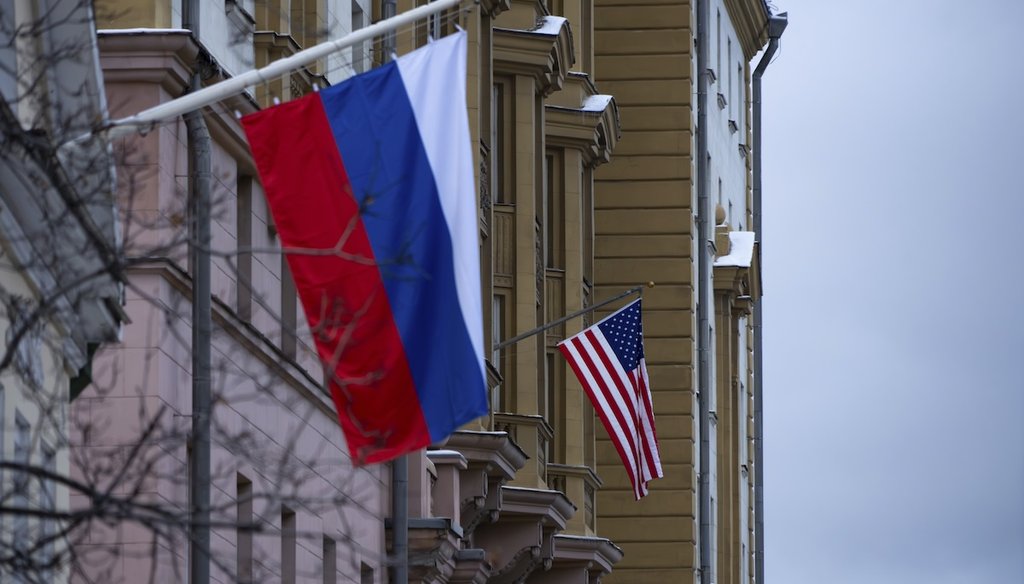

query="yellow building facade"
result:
[592,1,772,583]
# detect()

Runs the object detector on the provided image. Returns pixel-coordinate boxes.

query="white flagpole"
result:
[100,0,462,140]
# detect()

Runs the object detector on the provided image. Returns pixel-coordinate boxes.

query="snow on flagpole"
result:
[99,0,462,140]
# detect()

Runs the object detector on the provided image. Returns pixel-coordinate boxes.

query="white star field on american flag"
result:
[597,300,645,371]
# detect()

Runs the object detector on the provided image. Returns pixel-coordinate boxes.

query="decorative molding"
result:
[494,18,574,96]
[446,430,527,536]
[475,486,575,583]
[479,0,513,18]
[452,548,491,583]
[724,0,772,59]
[545,74,620,168]
[534,534,623,583]
[97,31,197,95]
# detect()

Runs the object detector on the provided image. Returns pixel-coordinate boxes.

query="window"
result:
[0,384,5,534]
[237,474,253,583]
[41,443,56,576]
[281,254,297,358]
[727,39,733,119]
[737,63,744,131]
[492,80,513,203]
[491,83,501,202]
[281,507,296,584]
[716,10,721,77]
[236,175,253,321]
[360,562,374,584]
[322,537,337,584]
[0,7,16,112]
[739,380,748,463]
[492,294,506,412]
[543,352,555,425]
[545,150,564,269]
[582,168,594,285]
[583,398,595,469]
[545,351,560,463]
[710,495,717,582]
[13,413,30,559]
[742,542,749,584]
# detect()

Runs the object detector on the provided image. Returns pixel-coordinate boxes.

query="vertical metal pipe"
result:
[382,0,397,62]
[184,0,212,582]
[382,3,404,578]
[695,1,712,583]
[391,456,409,584]
[752,12,787,584]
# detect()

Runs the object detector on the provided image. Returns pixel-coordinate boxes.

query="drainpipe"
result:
[695,1,712,583]
[184,0,212,583]
[391,457,409,584]
[381,0,407,580]
[382,0,397,61]
[752,12,787,584]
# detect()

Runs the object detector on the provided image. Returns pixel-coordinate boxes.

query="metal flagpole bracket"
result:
[492,282,654,353]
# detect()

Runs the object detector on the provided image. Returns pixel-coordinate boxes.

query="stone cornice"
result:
[501,486,576,527]
[724,0,771,59]
[546,463,603,489]
[713,243,761,304]
[427,449,469,470]
[445,430,527,537]
[97,31,259,174]
[97,31,197,96]
[493,412,555,444]
[446,430,528,480]
[548,73,618,165]
[551,534,623,573]
[474,486,574,583]
[494,18,574,96]
[386,517,462,583]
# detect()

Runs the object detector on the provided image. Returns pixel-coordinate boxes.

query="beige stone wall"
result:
[594,1,699,581]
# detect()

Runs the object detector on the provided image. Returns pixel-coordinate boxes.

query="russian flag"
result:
[241,32,487,465]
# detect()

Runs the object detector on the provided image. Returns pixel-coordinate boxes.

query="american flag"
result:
[558,299,662,499]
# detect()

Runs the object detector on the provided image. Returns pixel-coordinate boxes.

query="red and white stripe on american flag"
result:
[558,299,662,499]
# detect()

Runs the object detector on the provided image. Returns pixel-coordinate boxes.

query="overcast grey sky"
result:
[761,1,1024,582]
